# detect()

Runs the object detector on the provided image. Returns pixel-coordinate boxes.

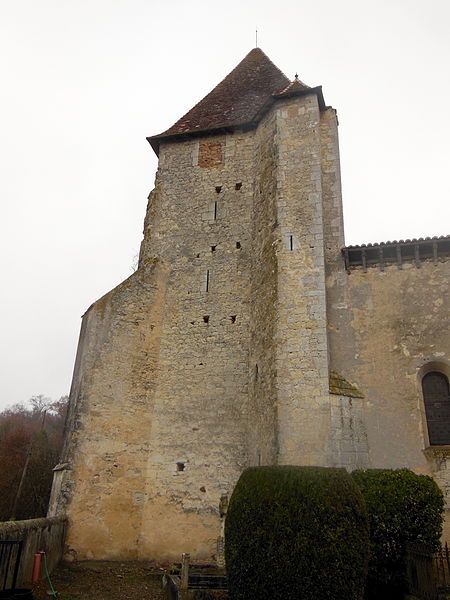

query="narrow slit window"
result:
[289,235,294,251]
[214,201,217,220]
[230,315,236,323]
[176,462,185,472]
[211,245,216,252]
[235,182,242,190]
[255,364,259,381]
[205,270,210,292]
[236,242,241,249]
[203,315,210,324]
[215,186,222,193]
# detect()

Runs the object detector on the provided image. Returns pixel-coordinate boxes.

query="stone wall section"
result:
[136,132,256,560]
[329,259,450,538]
[50,260,168,559]
[320,108,357,380]
[330,394,369,469]
[320,108,345,273]
[247,109,279,467]
[320,108,370,470]
[274,94,332,466]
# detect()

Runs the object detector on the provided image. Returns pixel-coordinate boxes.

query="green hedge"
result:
[225,466,369,600]
[352,469,444,600]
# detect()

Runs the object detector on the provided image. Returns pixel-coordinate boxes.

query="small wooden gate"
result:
[0,541,23,592]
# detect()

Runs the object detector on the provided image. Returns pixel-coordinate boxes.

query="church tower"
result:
[50,49,361,562]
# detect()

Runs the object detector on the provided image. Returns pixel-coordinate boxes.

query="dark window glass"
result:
[422,371,450,445]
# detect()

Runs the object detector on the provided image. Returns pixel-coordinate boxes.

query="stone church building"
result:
[49,48,450,561]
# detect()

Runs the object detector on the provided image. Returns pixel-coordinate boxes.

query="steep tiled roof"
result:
[148,48,328,155]
[157,48,289,137]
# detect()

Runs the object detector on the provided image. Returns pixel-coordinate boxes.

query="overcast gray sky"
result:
[1,0,449,409]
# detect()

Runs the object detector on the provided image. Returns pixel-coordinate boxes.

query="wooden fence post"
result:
[181,553,190,591]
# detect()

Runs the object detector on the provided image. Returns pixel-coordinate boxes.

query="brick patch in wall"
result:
[198,141,224,168]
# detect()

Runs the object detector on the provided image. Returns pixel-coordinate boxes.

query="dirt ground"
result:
[32,560,167,600]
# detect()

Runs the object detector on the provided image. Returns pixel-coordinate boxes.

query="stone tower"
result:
[49,48,450,560]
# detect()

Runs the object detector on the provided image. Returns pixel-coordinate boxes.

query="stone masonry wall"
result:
[328,259,450,539]
[274,94,332,466]
[51,260,168,559]
[247,108,279,467]
[321,108,370,470]
[330,393,369,469]
[136,131,257,560]
[320,108,345,274]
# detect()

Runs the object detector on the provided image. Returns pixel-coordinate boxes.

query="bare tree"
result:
[29,395,52,414]
[0,395,68,521]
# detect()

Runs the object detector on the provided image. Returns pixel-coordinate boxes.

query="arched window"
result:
[422,371,450,445]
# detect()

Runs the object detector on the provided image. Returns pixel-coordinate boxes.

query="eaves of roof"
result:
[148,86,327,156]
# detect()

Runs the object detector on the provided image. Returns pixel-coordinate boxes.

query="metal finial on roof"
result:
[295,73,299,80]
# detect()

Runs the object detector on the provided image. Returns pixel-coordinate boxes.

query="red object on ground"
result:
[32,553,42,583]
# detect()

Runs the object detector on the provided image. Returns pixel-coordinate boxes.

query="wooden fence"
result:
[406,541,450,600]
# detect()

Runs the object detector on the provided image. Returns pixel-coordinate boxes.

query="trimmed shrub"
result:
[352,469,444,600]
[225,466,369,600]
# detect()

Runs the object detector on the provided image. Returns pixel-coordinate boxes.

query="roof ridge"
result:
[275,76,310,96]
[345,234,450,249]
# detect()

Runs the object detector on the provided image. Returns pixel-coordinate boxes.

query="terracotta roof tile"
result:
[343,235,450,270]
[275,76,310,96]
[148,49,329,154]
[150,48,290,140]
